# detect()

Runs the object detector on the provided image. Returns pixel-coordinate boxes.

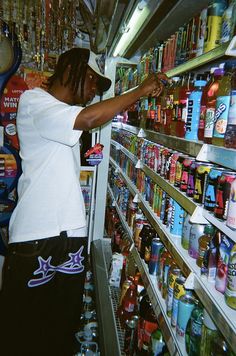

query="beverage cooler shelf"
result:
[111,139,236,241]
[109,158,236,351]
[91,239,124,356]
[166,40,231,77]
[112,123,236,172]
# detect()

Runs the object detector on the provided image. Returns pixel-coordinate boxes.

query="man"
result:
[1,47,167,355]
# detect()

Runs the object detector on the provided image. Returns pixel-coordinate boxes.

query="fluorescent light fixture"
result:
[113,0,150,57]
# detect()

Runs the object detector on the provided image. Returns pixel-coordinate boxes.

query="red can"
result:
[214,172,236,220]
[169,152,180,184]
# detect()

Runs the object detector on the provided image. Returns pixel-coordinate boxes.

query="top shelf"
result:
[166,41,231,77]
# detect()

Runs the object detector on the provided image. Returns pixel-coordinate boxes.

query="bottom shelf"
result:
[91,238,123,356]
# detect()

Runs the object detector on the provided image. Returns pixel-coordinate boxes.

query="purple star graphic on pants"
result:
[28,246,85,288]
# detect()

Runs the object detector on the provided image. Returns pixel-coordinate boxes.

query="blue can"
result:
[170,200,185,237]
[204,167,226,211]
[176,294,196,343]
[149,238,164,275]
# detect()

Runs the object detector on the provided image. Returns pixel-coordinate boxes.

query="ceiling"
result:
[77,0,210,59]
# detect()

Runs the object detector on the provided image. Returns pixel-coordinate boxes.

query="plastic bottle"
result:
[224,66,236,148]
[220,0,236,44]
[198,68,218,141]
[203,67,225,143]
[169,76,180,136]
[200,309,219,355]
[204,0,228,53]
[212,61,236,146]
[176,73,194,138]
[185,302,204,356]
[225,243,236,309]
[185,77,207,141]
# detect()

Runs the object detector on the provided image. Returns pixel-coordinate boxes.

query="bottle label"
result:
[213,95,231,138]
[204,107,216,138]
[227,90,236,125]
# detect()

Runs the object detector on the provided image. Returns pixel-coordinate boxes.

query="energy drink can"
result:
[226,178,236,230]
[188,223,207,259]
[170,200,185,237]
[214,172,236,219]
[180,158,195,192]
[149,238,164,276]
[169,152,180,184]
[166,265,181,317]
[204,167,226,211]
[186,160,199,197]
[181,213,193,250]
[171,276,186,327]
[175,154,189,187]
[193,163,214,204]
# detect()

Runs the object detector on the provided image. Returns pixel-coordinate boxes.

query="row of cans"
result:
[138,138,236,228]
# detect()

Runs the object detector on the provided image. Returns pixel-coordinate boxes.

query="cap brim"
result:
[88,51,112,93]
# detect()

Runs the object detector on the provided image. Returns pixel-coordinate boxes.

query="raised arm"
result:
[74,72,168,131]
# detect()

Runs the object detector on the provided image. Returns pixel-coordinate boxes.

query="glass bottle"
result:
[212,61,235,146]
[119,282,138,328]
[200,309,218,356]
[224,67,236,148]
[210,334,236,355]
[137,293,158,352]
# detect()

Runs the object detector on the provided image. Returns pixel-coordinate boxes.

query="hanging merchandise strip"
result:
[0,0,80,71]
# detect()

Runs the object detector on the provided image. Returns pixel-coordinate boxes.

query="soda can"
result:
[226,178,236,230]
[176,294,196,343]
[181,213,193,250]
[149,237,164,275]
[196,7,208,56]
[166,265,181,317]
[214,172,236,219]
[162,195,171,226]
[166,197,173,228]
[171,276,186,327]
[180,158,195,192]
[186,160,198,197]
[170,200,185,237]
[174,154,189,187]
[160,191,167,221]
[156,187,163,218]
[164,149,174,180]
[169,152,180,184]
[188,223,207,259]
[204,167,226,211]
[193,163,214,204]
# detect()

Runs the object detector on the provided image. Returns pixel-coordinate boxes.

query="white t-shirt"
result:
[9,88,87,243]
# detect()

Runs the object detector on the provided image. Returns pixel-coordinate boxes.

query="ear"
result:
[63,64,72,85]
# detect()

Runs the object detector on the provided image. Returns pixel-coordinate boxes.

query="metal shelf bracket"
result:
[190,206,208,224]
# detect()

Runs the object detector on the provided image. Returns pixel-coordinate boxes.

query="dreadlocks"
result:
[47,48,90,98]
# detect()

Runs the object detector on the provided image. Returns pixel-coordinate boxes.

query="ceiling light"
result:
[113,0,150,57]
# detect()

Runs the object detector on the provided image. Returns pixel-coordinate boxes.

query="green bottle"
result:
[185,302,204,355]
[149,329,166,356]
[200,309,218,355]
[210,334,236,356]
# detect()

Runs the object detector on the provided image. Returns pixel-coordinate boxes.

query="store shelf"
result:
[109,158,236,351]
[166,41,231,77]
[197,144,236,171]
[202,210,236,243]
[91,239,123,356]
[112,123,203,157]
[131,247,186,356]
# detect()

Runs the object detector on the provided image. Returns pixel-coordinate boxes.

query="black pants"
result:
[0,233,88,356]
